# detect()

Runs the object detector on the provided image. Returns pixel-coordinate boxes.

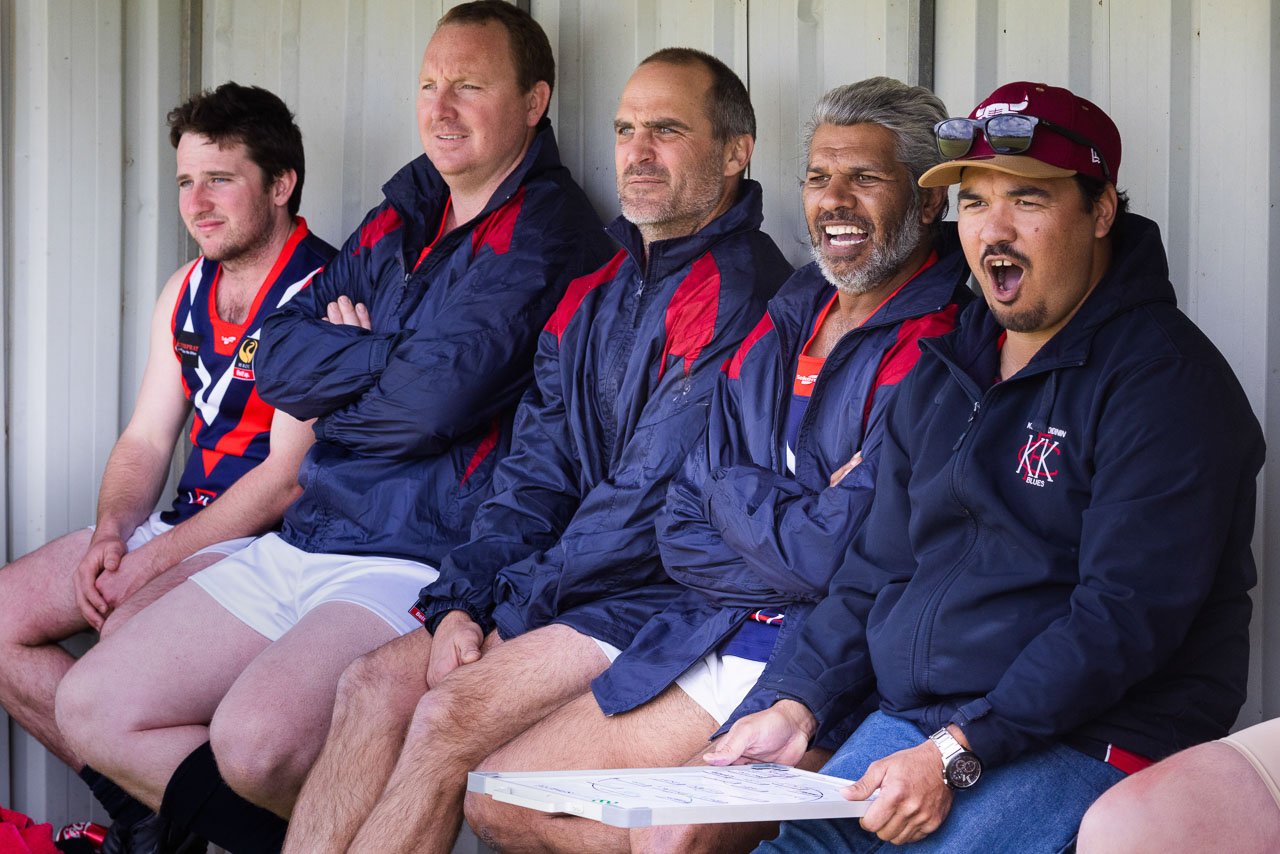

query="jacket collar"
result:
[604,180,766,281]
[381,118,563,246]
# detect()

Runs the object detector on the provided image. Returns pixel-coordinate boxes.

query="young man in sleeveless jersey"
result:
[0,81,335,849]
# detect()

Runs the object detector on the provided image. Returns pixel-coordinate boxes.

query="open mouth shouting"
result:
[982,246,1031,303]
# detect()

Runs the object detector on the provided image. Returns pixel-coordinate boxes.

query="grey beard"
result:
[813,199,926,295]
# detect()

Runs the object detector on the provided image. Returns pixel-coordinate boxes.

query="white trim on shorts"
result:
[190,532,438,642]
[91,511,256,560]
[594,638,766,726]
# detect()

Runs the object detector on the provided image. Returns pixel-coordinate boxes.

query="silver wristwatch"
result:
[930,727,983,789]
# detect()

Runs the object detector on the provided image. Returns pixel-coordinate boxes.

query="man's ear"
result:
[919,186,947,225]
[1093,183,1119,238]
[723,133,754,178]
[271,169,298,209]
[526,80,552,128]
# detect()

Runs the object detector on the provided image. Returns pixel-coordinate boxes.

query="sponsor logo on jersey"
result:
[174,330,202,365]
[187,487,218,507]
[1015,422,1067,488]
[233,337,258,380]
[221,335,238,345]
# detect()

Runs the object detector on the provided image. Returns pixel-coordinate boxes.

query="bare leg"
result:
[635,747,832,854]
[1077,740,1280,853]
[464,683,720,854]
[55,581,271,809]
[207,601,399,816]
[98,552,224,639]
[283,630,436,854]
[348,625,610,854]
[0,529,103,766]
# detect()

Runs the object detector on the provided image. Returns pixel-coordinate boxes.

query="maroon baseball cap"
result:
[918,81,1121,187]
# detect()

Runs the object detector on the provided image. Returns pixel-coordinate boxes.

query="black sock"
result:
[159,742,288,854]
[77,765,150,827]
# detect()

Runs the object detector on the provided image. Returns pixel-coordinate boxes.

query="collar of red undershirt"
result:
[412,197,454,273]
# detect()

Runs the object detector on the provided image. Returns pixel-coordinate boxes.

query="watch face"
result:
[947,752,983,789]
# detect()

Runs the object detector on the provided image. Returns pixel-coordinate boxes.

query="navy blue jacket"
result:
[592,227,972,717]
[256,122,612,563]
[758,214,1264,767]
[417,181,792,648]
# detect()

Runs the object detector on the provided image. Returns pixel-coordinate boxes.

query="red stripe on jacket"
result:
[461,418,501,485]
[726,312,775,380]
[659,254,721,380]
[544,251,627,343]
[354,207,403,255]
[471,186,527,256]
[862,303,960,428]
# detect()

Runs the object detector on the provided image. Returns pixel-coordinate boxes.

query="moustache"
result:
[981,243,1032,268]
[622,164,669,181]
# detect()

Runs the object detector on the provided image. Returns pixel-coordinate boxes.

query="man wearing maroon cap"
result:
[708,81,1264,851]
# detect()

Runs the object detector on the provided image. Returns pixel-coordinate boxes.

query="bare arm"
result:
[74,264,198,625]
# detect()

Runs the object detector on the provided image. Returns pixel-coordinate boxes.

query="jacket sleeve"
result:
[311,229,589,458]
[950,357,1263,767]
[755,377,919,734]
[491,297,773,637]
[256,209,404,419]
[658,338,910,606]
[416,324,584,632]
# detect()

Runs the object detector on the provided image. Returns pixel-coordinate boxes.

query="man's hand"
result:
[829,451,863,487]
[426,610,486,687]
[324,295,371,329]
[94,541,170,612]
[703,699,817,767]
[73,536,127,629]
[842,736,955,845]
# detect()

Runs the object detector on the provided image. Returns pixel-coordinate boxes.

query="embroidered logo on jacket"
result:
[1016,423,1066,487]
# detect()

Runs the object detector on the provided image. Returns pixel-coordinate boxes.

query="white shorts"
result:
[595,640,767,726]
[190,532,438,641]
[93,512,256,561]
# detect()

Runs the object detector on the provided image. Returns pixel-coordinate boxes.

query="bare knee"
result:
[209,703,312,808]
[56,656,118,768]
[1077,775,1151,853]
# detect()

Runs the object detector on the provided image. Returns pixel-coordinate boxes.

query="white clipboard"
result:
[467,764,873,828]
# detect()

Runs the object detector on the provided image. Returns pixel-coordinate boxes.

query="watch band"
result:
[930,727,982,789]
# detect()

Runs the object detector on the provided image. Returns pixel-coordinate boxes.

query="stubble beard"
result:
[618,151,727,240]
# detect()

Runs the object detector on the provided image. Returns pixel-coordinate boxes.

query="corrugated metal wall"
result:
[3,0,1277,833]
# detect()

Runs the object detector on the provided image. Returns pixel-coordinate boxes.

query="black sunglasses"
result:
[934,114,1111,181]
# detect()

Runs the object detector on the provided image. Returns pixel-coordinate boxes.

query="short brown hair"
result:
[167,82,305,216]
[439,1,555,99]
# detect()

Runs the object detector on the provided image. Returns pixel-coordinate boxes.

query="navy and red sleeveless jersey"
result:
[163,218,336,524]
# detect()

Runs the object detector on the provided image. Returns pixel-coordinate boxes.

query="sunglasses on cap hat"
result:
[934,114,1112,181]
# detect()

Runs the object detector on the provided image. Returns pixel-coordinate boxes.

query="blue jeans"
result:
[757,711,1124,854]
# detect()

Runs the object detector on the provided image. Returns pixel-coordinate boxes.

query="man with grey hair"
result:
[462,76,973,854]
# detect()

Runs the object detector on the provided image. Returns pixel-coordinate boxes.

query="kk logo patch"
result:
[1015,423,1066,488]
[233,337,258,380]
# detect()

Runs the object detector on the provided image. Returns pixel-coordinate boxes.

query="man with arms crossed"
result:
[56,4,609,853]
[283,47,791,854]
[711,81,1263,852]
[463,76,973,854]
[0,81,334,848]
